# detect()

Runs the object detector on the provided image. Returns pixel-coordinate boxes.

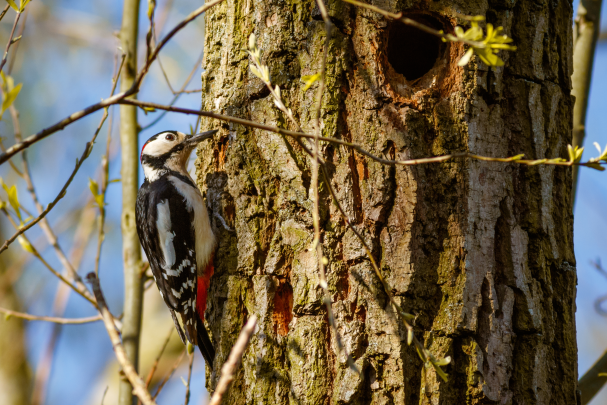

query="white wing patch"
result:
[168,175,216,274]
[156,200,176,268]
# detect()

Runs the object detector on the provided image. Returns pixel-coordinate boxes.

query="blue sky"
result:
[1,1,606,404]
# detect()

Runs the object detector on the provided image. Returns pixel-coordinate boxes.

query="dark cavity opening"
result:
[387,14,444,81]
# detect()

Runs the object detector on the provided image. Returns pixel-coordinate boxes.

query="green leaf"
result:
[89,178,105,208]
[433,356,452,366]
[6,184,20,221]
[586,162,605,171]
[407,328,413,345]
[249,65,262,80]
[5,0,18,12]
[529,159,547,166]
[301,73,321,91]
[457,48,474,66]
[432,362,449,382]
[147,0,156,19]
[17,235,34,253]
[19,0,30,12]
[510,154,525,161]
[2,82,22,113]
[88,178,99,197]
[599,373,607,377]
[248,33,256,51]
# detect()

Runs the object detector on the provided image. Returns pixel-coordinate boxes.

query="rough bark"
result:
[196,0,578,403]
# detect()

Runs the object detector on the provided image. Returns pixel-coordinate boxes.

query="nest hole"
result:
[387,14,445,81]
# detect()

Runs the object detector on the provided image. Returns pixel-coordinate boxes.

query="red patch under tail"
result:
[196,255,214,322]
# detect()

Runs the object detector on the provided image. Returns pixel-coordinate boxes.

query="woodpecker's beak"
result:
[185,129,218,145]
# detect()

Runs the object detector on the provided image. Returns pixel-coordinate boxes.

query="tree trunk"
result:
[197,0,578,403]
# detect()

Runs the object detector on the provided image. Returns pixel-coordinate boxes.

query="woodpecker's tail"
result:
[196,316,215,369]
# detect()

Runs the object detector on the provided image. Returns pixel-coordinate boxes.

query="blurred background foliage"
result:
[0,0,605,404]
[0,0,210,404]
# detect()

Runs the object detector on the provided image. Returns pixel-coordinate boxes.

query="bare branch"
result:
[141,47,205,130]
[0,5,10,23]
[0,0,226,166]
[184,353,194,405]
[209,315,258,405]
[0,208,97,306]
[0,307,102,324]
[121,99,605,170]
[143,328,173,389]
[151,349,186,401]
[0,9,22,74]
[86,273,158,405]
[0,55,124,258]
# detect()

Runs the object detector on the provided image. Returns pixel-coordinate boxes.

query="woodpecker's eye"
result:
[165,134,176,141]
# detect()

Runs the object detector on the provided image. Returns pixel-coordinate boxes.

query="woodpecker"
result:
[136,129,218,368]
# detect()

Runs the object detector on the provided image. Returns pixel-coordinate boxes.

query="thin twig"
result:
[144,328,173,388]
[7,6,27,75]
[0,5,10,23]
[305,0,357,371]
[121,99,606,170]
[86,273,158,405]
[0,208,96,305]
[0,0,226,165]
[0,307,102,324]
[30,202,97,405]
[184,353,194,405]
[343,0,482,48]
[141,46,205,130]
[0,54,126,255]
[151,349,186,401]
[208,315,258,405]
[93,54,121,276]
[0,9,22,74]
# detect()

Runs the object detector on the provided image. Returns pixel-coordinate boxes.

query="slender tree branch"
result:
[121,99,606,170]
[208,315,258,405]
[86,273,158,405]
[343,0,483,47]
[0,5,10,23]
[0,9,22,74]
[143,328,173,389]
[0,208,97,306]
[0,307,102,324]
[184,353,194,405]
[141,47,205,130]
[151,349,186,401]
[0,54,124,256]
[7,6,27,75]
[0,0,226,166]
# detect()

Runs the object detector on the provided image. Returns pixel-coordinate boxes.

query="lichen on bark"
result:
[196,0,578,403]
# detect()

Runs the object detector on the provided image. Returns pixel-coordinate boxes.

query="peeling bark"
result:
[196,0,578,403]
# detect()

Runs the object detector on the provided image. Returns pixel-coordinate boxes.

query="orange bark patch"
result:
[213,137,230,171]
[272,280,293,336]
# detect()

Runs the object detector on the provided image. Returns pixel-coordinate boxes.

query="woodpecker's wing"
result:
[136,178,199,343]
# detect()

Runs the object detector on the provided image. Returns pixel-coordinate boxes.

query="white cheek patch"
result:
[143,136,175,157]
[156,200,176,268]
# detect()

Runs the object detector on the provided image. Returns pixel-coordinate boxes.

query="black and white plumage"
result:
[136,129,218,368]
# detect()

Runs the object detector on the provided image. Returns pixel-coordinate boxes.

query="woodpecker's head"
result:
[140,129,218,181]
